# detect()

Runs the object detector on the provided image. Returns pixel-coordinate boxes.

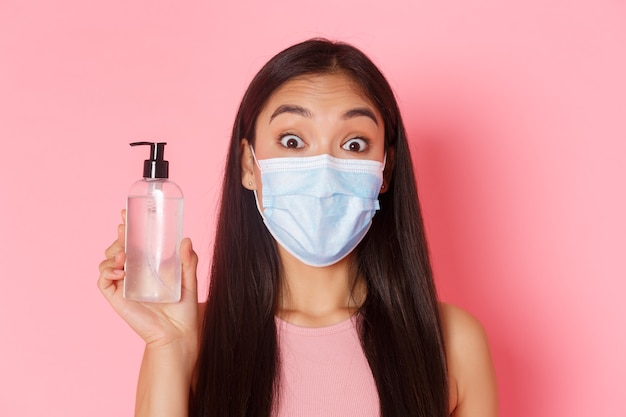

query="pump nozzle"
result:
[130,142,169,179]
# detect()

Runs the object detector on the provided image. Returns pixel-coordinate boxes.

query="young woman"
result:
[98,38,498,417]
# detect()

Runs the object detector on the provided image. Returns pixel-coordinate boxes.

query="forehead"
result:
[261,73,379,114]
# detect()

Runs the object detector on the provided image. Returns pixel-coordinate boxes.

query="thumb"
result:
[180,237,198,295]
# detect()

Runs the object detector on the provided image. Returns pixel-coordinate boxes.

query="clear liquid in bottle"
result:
[124,180,183,302]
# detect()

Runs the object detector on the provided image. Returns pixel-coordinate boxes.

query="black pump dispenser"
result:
[130,142,169,179]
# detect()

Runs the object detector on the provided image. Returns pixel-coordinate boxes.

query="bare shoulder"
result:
[439,303,488,346]
[439,302,499,417]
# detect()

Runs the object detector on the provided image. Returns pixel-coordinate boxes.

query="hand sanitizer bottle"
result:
[124,142,183,303]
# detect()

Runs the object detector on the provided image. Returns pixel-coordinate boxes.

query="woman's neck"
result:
[276,247,365,327]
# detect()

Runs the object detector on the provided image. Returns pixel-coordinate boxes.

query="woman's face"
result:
[241,72,386,193]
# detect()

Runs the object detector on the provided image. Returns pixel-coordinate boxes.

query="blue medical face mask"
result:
[251,149,385,267]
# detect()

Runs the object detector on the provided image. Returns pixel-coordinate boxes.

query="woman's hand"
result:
[98,210,200,352]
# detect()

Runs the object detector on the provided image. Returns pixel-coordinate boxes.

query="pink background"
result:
[1,0,625,416]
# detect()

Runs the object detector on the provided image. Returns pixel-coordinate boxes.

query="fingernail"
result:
[113,269,124,276]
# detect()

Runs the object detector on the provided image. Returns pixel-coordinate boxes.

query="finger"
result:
[104,223,126,259]
[180,237,198,295]
[116,223,126,248]
[98,251,125,274]
[103,210,127,258]
[97,266,125,299]
[99,257,114,274]
[104,233,124,259]
[114,250,125,267]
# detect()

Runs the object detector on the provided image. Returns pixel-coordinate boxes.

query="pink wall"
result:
[1,1,624,415]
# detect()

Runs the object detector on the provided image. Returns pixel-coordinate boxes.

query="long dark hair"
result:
[192,38,448,417]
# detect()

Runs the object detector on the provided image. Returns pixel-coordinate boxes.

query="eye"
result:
[279,134,305,149]
[341,137,369,152]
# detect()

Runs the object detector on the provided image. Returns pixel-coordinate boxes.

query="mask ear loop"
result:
[248,145,266,219]
[249,145,263,170]
[379,152,388,192]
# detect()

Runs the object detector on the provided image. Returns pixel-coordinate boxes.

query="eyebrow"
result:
[269,105,312,122]
[269,104,379,126]
[342,107,379,126]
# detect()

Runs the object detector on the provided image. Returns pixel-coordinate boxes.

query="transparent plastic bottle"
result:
[124,142,183,303]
